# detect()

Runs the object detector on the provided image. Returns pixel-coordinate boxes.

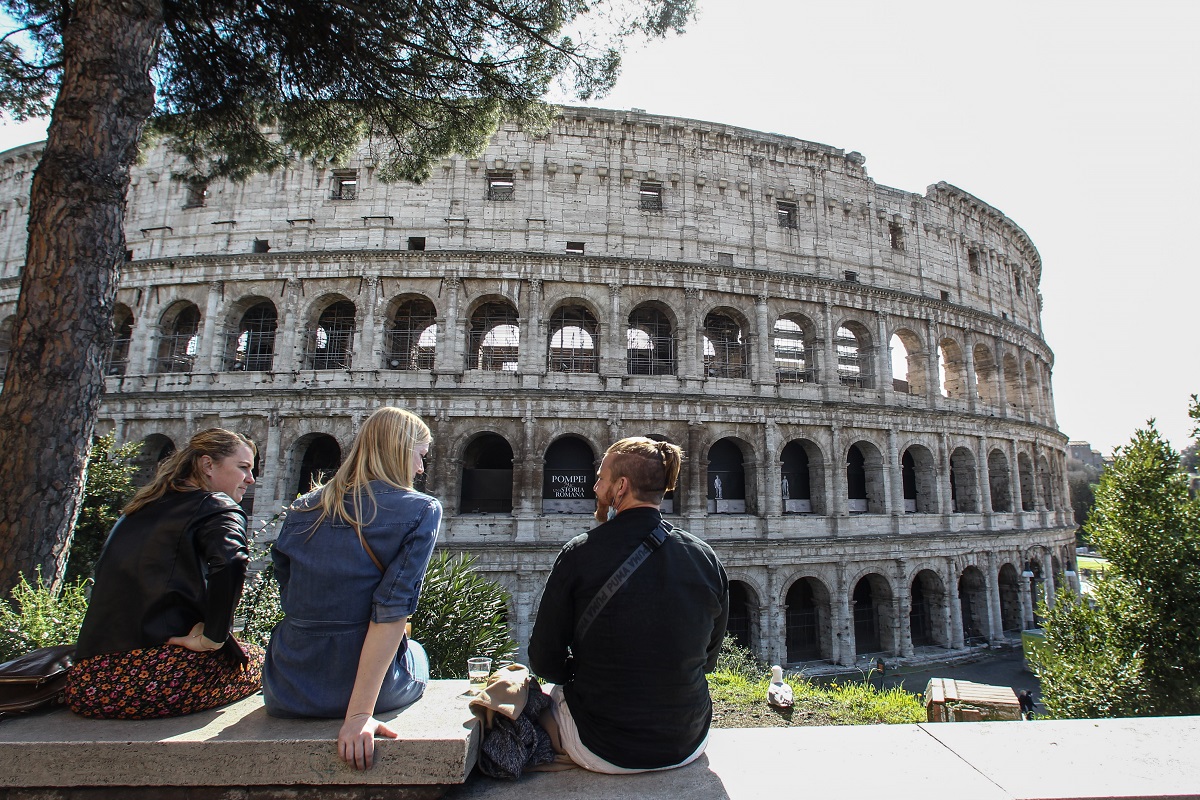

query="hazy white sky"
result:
[1,0,1196,456]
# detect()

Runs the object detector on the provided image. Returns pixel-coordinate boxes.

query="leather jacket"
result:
[75,490,249,660]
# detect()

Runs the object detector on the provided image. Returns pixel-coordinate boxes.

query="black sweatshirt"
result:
[529,507,729,769]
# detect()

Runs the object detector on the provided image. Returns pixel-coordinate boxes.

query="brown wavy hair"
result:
[124,428,256,515]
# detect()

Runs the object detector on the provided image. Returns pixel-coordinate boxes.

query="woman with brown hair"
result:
[66,428,262,719]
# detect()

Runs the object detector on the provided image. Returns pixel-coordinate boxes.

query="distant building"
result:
[1068,441,1105,471]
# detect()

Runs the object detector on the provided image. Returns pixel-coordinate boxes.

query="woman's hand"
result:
[166,621,224,652]
[338,712,398,770]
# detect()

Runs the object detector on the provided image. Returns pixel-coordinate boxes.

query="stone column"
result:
[963,340,978,414]
[435,276,463,377]
[894,558,913,657]
[766,566,784,666]
[829,424,846,517]
[947,558,965,649]
[763,420,782,518]
[835,563,854,666]
[256,411,282,517]
[875,310,890,396]
[601,283,623,379]
[201,280,224,373]
[925,320,941,408]
[519,278,544,381]
[681,287,701,382]
[274,277,301,372]
[1041,552,1056,610]
[821,301,838,388]
[753,294,772,388]
[985,552,1003,642]
[887,428,903,516]
[994,340,1008,414]
[687,421,707,517]
[1031,441,1045,510]
[356,276,380,370]
[978,434,993,515]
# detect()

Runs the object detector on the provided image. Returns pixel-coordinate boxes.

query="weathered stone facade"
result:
[0,107,1075,667]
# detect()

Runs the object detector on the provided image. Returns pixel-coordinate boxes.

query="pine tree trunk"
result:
[0,0,163,595]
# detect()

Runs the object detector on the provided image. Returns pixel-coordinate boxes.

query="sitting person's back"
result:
[529,437,729,773]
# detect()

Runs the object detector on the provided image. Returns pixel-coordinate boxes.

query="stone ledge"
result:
[0,680,478,792]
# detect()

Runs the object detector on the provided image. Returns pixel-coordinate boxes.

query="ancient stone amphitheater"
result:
[0,107,1076,667]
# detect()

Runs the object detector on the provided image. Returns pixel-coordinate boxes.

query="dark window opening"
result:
[853,579,883,654]
[639,181,663,211]
[306,300,355,370]
[1014,274,1023,296]
[184,179,208,209]
[408,236,426,251]
[777,201,798,228]
[566,241,585,254]
[106,308,134,376]
[156,305,201,373]
[125,250,134,262]
[728,582,754,652]
[468,302,519,371]
[773,317,813,383]
[703,312,747,379]
[786,580,821,662]
[297,436,341,497]
[332,170,358,200]
[548,305,598,373]
[843,270,859,283]
[253,239,270,253]
[968,249,981,274]
[460,434,514,513]
[487,171,515,201]
[384,298,437,370]
[626,306,676,375]
[889,221,905,251]
[226,301,278,372]
[542,436,596,513]
[940,290,951,302]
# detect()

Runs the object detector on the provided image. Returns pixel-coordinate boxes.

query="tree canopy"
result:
[1037,411,1200,718]
[0,0,692,596]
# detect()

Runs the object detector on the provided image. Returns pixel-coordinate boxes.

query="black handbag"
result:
[0,644,75,717]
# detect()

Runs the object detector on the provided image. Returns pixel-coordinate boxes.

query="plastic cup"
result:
[467,657,492,693]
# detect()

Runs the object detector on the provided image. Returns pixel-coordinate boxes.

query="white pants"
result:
[547,684,708,774]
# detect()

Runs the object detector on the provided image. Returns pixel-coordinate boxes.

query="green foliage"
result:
[823,681,925,725]
[1067,456,1103,529]
[706,667,923,726]
[711,634,764,680]
[63,433,140,583]
[1036,421,1200,718]
[0,568,89,662]
[1,0,695,182]
[414,552,517,678]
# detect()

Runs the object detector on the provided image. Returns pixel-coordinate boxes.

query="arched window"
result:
[1018,452,1035,511]
[998,564,1022,633]
[707,438,746,513]
[939,338,966,398]
[890,329,925,395]
[106,305,134,376]
[846,442,885,514]
[542,436,596,513]
[901,445,938,513]
[786,578,825,662]
[132,433,176,487]
[949,447,978,513]
[1037,455,1054,510]
[306,300,355,370]
[728,581,758,652]
[988,449,1012,512]
[296,434,341,496]
[958,567,988,644]
[468,302,519,372]
[781,440,813,513]
[773,316,813,383]
[547,305,598,373]
[1003,353,1022,411]
[227,301,277,372]
[974,343,998,406]
[910,570,947,648]
[853,576,892,655]
[702,311,747,379]
[156,303,201,373]
[836,324,871,388]
[460,434,514,513]
[384,297,437,370]
[626,305,675,375]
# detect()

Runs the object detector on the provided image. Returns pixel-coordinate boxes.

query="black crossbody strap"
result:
[574,519,671,642]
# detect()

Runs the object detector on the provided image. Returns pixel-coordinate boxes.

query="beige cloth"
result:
[467,663,576,772]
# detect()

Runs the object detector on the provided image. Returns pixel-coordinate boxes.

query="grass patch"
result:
[708,669,924,728]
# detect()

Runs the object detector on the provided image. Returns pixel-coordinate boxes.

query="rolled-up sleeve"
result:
[371,498,442,622]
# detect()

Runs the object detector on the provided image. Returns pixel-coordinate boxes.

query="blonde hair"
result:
[125,428,256,515]
[604,436,683,503]
[307,407,432,548]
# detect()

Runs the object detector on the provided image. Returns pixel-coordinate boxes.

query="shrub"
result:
[65,432,140,583]
[711,634,765,680]
[0,569,90,662]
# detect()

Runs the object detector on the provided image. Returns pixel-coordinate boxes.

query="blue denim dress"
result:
[263,482,442,718]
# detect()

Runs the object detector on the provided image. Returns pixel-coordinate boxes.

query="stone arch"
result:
[949,446,979,513]
[973,342,998,406]
[988,448,1013,512]
[547,302,599,374]
[467,299,519,372]
[107,304,135,376]
[835,320,873,388]
[1037,454,1054,510]
[132,432,177,487]
[542,434,596,513]
[773,312,817,383]
[785,576,832,662]
[851,573,894,655]
[910,569,948,648]
[708,436,751,514]
[293,432,342,497]
[901,444,938,513]
[781,438,825,514]
[702,307,749,379]
[938,337,967,398]
[728,579,761,653]
[998,562,1023,632]
[460,432,515,513]
[1018,451,1035,511]
[1024,358,1041,416]
[304,296,356,370]
[383,294,437,371]
[627,301,677,376]
[1002,352,1022,411]
[225,297,278,372]
[155,300,201,373]
[958,565,989,643]
[846,440,886,514]
[889,327,926,395]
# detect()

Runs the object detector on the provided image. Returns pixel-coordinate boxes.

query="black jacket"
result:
[75,490,249,660]
[528,507,729,769]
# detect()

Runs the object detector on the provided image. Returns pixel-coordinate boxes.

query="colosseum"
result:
[0,107,1076,668]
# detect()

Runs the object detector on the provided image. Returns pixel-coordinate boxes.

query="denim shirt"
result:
[263,482,442,718]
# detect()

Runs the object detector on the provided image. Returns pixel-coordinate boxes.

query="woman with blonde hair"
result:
[67,428,261,719]
[263,406,442,770]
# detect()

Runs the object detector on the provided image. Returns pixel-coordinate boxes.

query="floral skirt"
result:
[65,642,264,720]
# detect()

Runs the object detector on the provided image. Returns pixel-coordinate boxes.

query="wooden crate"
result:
[924,678,1021,722]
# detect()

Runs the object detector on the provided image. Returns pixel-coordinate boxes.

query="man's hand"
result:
[338,712,398,770]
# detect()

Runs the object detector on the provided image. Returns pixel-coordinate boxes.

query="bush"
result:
[65,432,140,583]
[0,569,90,662]
[711,634,765,680]
[236,544,518,679]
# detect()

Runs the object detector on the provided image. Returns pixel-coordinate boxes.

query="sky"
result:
[1,0,1197,457]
